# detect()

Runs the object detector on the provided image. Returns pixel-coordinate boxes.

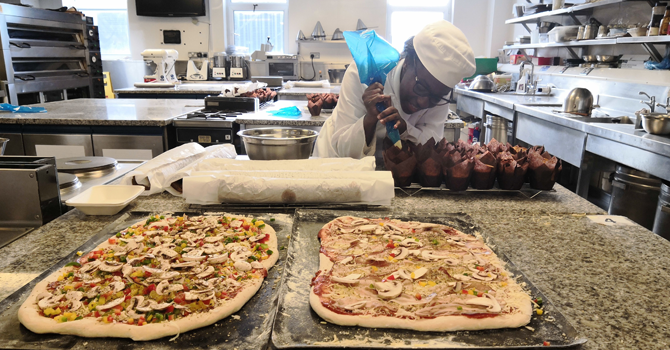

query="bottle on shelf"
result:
[660,5,670,36]
[647,2,665,36]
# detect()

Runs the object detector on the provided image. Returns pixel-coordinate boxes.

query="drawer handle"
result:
[10,42,30,48]
[15,74,35,81]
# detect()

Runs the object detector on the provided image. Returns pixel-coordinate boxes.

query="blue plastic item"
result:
[0,103,46,113]
[343,30,402,147]
[268,106,302,119]
[644,53,670,70]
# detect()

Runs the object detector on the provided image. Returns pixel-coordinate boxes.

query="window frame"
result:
[385,0,452,51]
[225,0,289,53]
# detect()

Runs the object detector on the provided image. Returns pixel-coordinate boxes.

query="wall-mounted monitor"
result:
[136,0,206,17]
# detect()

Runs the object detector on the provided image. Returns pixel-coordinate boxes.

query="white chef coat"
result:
[313,59,449,159]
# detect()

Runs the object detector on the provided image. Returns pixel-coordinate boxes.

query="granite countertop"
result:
[4,183,670,348]
[0,99,205,126]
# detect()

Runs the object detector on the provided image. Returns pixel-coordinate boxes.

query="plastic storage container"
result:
[66,185,145,215]
[463,58,499,81]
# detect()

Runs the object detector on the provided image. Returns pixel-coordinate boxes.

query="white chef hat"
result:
[414,20,476,88]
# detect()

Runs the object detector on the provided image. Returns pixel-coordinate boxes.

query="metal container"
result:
[596,55,619,63]
[331,28,344,40]
[512,4,525,17]
[582,55,598,62]
[653,182,670,240]
[0,138,7,155]
[483,115,509,144]
[563,87,594,116]
[238,128,318,160]
[583,24,598,39]
[608,165,662,230]
[327,69,346,83]
[640,113,670,135]
[468,75,496,92]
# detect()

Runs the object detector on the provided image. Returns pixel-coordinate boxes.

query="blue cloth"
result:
[268,106,302,119]
[0,103,46,113]
[644,53,670,70]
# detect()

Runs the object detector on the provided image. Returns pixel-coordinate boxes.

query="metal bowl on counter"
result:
[596,55,619,63]
[639,113,670,135]
[328,69,346,83]
[582,55,598,63]
[238,128,319,160]
[468,75,496,92]
[562,87,594,116]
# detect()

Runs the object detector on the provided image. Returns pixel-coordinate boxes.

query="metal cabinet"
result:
[22,133,93,158]
[92,134,164,160]
[586,135,670,182]
[515,112,586,167]
[456,95,484,118]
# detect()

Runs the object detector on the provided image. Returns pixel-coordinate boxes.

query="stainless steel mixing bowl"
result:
[563,87,594,116]
[640,113,670,135]
[238,128,319,160]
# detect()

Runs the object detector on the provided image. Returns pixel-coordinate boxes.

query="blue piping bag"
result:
[343,30,402,148]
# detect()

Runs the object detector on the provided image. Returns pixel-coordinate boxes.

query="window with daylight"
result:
[386,0,451,53]
[226,0,288,54]
[62,0,131,59]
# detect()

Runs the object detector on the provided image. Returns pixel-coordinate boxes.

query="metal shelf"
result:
[616,36,670,44]
[296,40,347,44]
[503,39,617,50]
[505,0,652,25]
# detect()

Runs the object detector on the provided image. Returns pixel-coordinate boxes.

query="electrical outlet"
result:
[310,52,320,59]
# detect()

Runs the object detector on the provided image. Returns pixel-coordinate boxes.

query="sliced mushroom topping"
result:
[452,274,472,281]
[418,223,440,229]
[110,281,126,293]
[373,281,403,299]
[143,230,164,237]
[465,293,501,313]
[183,249,207,262]
[208,254,228,264]
[204,236,224,243]
[250,261,264,269]
[142,266,164,276]
[85,286,100,299]
[38,294,64,310]
[446,239,466,247]
[384,223,404,233]
[158,271,181,280]
[151,302,173,311]
[98,261,124,272]
[172,261,198,268]
[343,300,368,310]
[69,299,83,311]
[155,247,178,259]
[408,249,421,256]
[234,261,252,271]
[126,296,144,312]
[471,271,497,281]
[202,242,225,254]
[230,220,243,228]
[135,299,157,312]
[96,297,125,311]
[80,260,101,274]
[349,219,369,226]
[339,256,353,264]
[331,273,363,284]
[35,292,51,303]
[184,289,215,301]
[400,238,424,248]
[393,269,412,280]
[391,247,409,259]
[196,266,215,279]
[389,234,405,241]
[411,267,428,279]
[230,250,252,262]
[356,225,379,233]
[249,234,266,242]
[420,250,451,261]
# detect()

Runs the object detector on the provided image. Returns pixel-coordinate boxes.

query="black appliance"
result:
[136,0,206,17]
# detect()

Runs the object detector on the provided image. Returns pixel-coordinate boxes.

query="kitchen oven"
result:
[0,4,93,104]
[248,54,299,80]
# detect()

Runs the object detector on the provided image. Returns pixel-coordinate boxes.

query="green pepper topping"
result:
[266,250,273,255]
[65,262,81,267]
[270,218,275,222]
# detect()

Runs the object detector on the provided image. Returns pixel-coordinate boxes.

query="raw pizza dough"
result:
[19,214,278,341]
[309,216,532,331]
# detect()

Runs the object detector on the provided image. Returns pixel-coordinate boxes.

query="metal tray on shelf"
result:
[0,210,293,350]
[395,183,556,199]
[271,209,586,349]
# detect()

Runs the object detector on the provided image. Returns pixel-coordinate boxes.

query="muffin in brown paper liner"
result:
[382,137,416,187]
[527,148,562,190]
[470,151,497,189]
[445,156,475,191]
[496,152,529,190]
[415,137,443,187]
[306,93,323,116]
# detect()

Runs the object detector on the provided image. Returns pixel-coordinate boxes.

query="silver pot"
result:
[328,69,346,83]
[238,128,318,160]
[468,75,496,92]
[563,88,594,116]
[639,113,670,135]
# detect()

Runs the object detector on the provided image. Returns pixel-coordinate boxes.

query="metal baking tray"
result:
[0,210,293,350]
[271,209,587,349]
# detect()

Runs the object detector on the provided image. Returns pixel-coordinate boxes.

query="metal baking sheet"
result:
[0,210,293,350]
[271,209,586,349]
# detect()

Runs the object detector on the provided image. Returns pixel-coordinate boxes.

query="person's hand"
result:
[377,106,407,134]
[362,82,390,124]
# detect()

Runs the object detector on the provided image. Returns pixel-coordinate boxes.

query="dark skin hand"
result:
[362,83,406,146]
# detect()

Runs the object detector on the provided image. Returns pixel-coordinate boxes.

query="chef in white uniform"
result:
[314,20,476,159]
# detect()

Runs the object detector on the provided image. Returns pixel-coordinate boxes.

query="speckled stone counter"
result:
[4,183,667,349]
[0,99,204,126]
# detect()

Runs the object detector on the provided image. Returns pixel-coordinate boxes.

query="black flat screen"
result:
[136,0,206,17]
